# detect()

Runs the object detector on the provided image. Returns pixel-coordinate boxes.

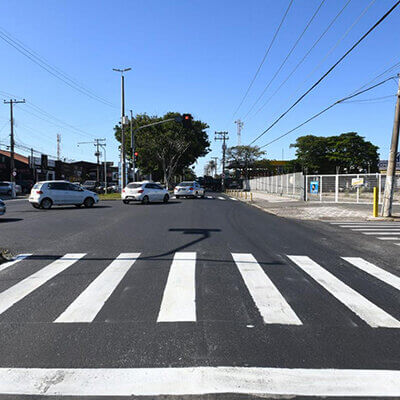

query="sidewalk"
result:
[227,191,399,221]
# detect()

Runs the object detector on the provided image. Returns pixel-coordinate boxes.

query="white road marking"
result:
[331,222,400,225]
[338,224,400,228]
[352,228,400,231]
[157,252,196,322]
[217,196,226,200]
[0,254,31,273]
[0,367,399,397]
[232,253,302,325]
[362,232,400,235]
[55,253,140,323]
[0,254,85,315]
[207,195,213,199]
[342,257,400,292]
[230,197,238,201]
[377,237,400,240]
[287,256,400,328]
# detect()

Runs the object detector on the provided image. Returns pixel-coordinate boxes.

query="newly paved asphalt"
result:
[0,194,400,398]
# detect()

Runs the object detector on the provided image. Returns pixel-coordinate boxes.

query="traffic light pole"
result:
[381,74,400,217]
[215,131,229,192]
[3,99,25,198]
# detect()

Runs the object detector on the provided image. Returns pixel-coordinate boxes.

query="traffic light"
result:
[134,151,138,162]
[182,113,193,129]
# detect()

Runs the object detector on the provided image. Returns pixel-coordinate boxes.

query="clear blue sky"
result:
[0,0,399,176]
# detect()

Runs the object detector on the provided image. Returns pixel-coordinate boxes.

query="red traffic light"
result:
[182,113,193,128]
[184,115,190,120]
[134,152,138,156]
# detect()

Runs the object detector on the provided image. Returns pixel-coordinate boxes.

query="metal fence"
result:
[248,172,304,199]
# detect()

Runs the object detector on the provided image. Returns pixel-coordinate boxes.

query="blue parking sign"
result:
[310,181,319,194]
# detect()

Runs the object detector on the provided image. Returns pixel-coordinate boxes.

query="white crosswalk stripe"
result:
[157,252,197,322]
[1,251,399,327]
[0,254,31,273]
[232,253,302,325]
[288,256,400,328]
[217,196,226,200]
[55,253,140,323]
[0,253,85,315]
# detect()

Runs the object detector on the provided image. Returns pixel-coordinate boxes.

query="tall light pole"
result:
[113,67,131,189]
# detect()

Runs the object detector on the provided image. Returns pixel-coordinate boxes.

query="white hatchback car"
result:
[174,181,205,199]
[122,181,169,204]
[29,181,99,209]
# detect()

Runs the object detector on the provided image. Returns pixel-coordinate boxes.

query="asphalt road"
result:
[0,194,400,398]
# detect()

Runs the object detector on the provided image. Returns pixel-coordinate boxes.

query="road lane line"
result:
[232,253,302,325]
[207,195,213,199]
[338,224,400,228]
[331,222,400,225]
[352,228,400,231]
[362,232,400,235]
[217,196,226,200]
[342,257,400,292]
[377,237,400,240]
[0,254,86,315]
[55,253,140,323]
[0,254,31,273]
[0,367,399,397]
[230,197,238,201]
[287,256,400,328]
[157,252,196,322]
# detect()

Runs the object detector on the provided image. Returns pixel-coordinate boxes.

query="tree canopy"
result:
[290,132,379,174]
[114,112,210,186]
[226,145,265,178]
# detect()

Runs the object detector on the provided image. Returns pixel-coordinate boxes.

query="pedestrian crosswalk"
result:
[330,222,400,245]
[0,251,399,328]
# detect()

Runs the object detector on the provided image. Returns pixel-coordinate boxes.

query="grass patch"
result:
[99,192,121,200]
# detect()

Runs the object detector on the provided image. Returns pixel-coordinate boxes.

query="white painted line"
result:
[0,254,31,273]
[217,196,226,200]
[352,228,400,231]
[0,254,86,315]
[331,222,400,225]
[157,252,196,322]
[362,232,400,235]
[55,253,140,323]
[229,197,238,201]
[342,257,400,292]
[339,225,400,228]
[287,256,400,328]
[377,237,400,240]
[232,253,302,325]
[207,195,213,199]
[0,367,399,397]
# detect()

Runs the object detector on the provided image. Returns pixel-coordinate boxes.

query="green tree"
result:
[226,145,265,179]
[114,112,210,187]
[290,132,379,174]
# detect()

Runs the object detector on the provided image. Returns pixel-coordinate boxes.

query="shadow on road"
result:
[20,205,112,212]
[0,218,23,223]
[129,201,181,206]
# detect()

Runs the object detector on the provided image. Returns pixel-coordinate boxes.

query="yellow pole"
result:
[373,187,378,217]
[245,192,247,200]
[250,192,253,202]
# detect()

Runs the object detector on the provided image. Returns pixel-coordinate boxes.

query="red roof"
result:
[0,150,29,165]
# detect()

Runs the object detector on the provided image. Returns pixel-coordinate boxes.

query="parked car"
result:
[174,181,205,198]
[0,182,22,196]
[122,181,169,204]
[0,199,5,216]
[82,180,103,193]
[29,180,99,209]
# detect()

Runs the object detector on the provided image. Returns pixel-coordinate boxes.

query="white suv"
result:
[174,181,205,198]
[29,181,99,209]
[122,181,169,204]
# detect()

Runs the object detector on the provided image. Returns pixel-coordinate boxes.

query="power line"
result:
[0,27,117,109]
[230,0,294,119]
[259,76,395,149]
[249,0,353,121]
[249,0,400,146]
[342,94,396,103]
[242,0,326,120]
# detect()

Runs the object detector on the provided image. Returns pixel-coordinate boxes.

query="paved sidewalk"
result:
[227,191,400,221]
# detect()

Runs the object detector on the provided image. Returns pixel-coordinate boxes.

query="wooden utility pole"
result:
[381,74,400,217]
[3,99,25,197]
[215,131,229,191]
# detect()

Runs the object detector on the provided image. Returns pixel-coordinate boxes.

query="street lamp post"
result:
[113,67,131,189]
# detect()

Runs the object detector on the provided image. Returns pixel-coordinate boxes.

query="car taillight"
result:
[189,187,193,190]
[138,189,144,193]
[36,190,43,194]
[122,189,125,193]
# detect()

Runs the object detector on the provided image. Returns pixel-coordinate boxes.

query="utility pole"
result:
[113,67,131,189]
[130,109,135,182]
[78,138,106,184]
[57,133,61,160]
[234,119,244,146]
[211,156,218,177]
[382,74,400,217]
[215,131,229,191]
[3,99,25,198]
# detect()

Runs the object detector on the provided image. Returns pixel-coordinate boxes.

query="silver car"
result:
[174,181,205,199]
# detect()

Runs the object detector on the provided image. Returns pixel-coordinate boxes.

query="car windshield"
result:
[2,2,399,397]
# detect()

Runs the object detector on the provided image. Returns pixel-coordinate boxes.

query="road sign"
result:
[310,181,319,194]
[351,177,364,187]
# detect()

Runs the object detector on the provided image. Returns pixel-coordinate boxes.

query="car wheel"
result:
[31,203,40,209]
[123,200,130,204]
[141,195,149,205]
[40,198,52,210]
[84,197,94,208]
[163,194,169,203]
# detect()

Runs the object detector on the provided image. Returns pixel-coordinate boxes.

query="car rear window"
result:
[178,182,194,187]
[127,183,143,189]
[33,183,42,190]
